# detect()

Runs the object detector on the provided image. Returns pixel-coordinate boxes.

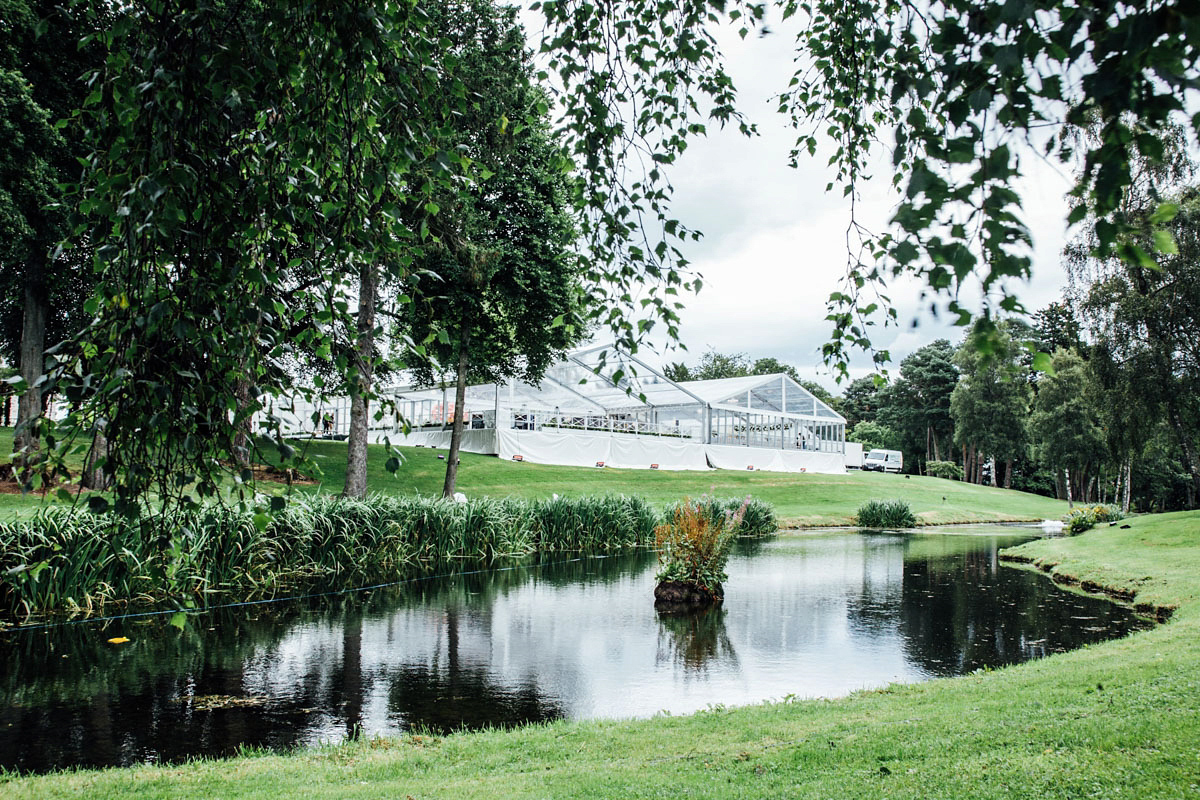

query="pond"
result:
[0,525,1152,773]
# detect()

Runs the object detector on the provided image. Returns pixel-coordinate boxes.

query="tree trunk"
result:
[1122,459,1132,513]
[343,262,378,499]
[1004,458,1012,490]
[1165,402,1200,509]
[13,279,47,482]
[931,428,941,463]
[961,444,968,482]
[82,431,112,491]
[1064,467,1074,507]
[232,377,253,470]
[442,341,470,498]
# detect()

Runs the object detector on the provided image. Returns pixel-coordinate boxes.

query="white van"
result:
[863,449,903,473]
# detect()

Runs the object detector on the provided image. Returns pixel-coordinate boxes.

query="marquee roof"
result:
[392,344,845,423]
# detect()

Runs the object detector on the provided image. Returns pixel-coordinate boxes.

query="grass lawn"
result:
[0,428,1067,526]
[288,438,1069,527]
[6,511,1198,798]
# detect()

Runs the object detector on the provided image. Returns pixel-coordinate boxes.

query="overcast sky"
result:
[530,13,1081,392]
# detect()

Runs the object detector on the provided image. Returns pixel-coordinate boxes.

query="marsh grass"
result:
[0,493,665,618]
[854,498,918,529]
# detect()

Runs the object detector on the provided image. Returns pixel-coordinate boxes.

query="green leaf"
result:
[1149,202,1179,225]
[1152,229,1178,256]
[169,612,188,631]
[1031,352,1055,376]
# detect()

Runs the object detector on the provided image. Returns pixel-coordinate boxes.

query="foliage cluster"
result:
[925,460,963,481]
[654,496,749,594]
[848,420,902,454]
[0,493,665,619]
[855,498,917,530]
[1062,504,1125,537]
[659,495,775,537]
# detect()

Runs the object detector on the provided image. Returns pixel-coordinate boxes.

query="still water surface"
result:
[0,526,1151,772]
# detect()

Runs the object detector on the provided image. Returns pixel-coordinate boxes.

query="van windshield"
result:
[866,450,887,459]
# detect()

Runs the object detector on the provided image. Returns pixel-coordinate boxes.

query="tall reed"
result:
[854,498,917,529]
[1,492,710,618]
[660,496,776,537]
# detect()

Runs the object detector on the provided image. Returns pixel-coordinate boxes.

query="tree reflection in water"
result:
[656,606,739,672]
[385,606,564,733]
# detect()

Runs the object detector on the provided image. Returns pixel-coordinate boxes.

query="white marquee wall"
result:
[395,427,847,474]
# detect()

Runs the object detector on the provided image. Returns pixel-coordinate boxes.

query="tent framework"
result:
[393,344,846,455]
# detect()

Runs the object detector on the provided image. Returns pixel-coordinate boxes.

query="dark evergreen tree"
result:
[876,340,958,471]
[950,321,1031,487]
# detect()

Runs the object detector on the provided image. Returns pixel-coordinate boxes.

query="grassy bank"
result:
[0,429,1067,526]
[0,433,1066,525]
[5,512,1198,797]
[300,441,1069,526]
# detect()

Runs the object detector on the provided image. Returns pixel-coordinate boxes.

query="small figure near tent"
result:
[321,412,334,436]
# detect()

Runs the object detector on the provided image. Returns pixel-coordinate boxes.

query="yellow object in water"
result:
[106,636,130,644]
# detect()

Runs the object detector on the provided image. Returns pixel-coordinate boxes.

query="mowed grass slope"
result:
[294,439,1067,526]
[0,429,1067,526]
[8,512,1199,799]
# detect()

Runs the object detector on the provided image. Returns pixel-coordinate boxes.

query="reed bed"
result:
[0,492,741,619]
[854,498,918,529]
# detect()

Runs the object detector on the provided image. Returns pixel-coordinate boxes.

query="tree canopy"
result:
[7,0,1198,513]
[537,0,1199,373]
[950,320,1030,487]
[398,0,585,496]
[876,340,958,466]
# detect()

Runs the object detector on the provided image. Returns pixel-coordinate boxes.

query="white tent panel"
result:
[497,429,710,470]
[396,429,498,454]
[608,434,712,471]
[498,428,611,468]
[704,444,847,474]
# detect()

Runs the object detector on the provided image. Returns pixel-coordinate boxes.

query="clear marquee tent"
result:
[382,344,850,474]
